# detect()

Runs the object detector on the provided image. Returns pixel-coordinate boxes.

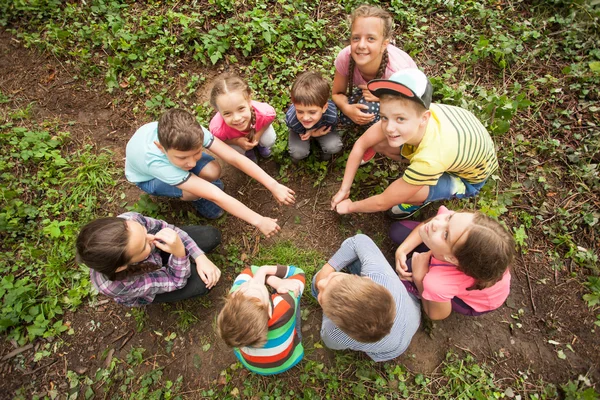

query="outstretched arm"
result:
[210,138,295,206]
[336,177,423,214]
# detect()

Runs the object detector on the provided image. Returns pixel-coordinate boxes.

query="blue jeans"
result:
[425,173,488,203]
[136,153,224,219]
[311,259,362,299]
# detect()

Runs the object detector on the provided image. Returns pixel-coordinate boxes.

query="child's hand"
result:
[308,126,332,138]
[346,103,375,126]
[236,136,258,151]
[256,217,281,238]
[335,199,353,214]
[272,183,296,206]
[276,279,303,297]
[153,228,185,258]
[358,84,380,103]
[299,131,311,141]
[195,254,221,289]
[330,189,349,210]
[411,251,431,284]
[395,247,412,281]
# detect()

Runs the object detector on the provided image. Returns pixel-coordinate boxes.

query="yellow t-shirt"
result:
[401,104,498,186]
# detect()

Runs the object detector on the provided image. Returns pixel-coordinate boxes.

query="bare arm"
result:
[210,138,295,205]
[411,252,452,320]
[338,179,422,214]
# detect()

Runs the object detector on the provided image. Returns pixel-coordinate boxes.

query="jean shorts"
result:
[136,153,215,198]
[425,173,488,203]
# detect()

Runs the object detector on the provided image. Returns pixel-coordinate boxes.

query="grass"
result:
[1,0,599,398]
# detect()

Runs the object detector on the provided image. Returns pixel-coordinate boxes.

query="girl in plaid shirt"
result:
[76,212,221,306]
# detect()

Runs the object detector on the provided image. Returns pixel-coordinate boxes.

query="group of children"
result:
[75,4,517,376]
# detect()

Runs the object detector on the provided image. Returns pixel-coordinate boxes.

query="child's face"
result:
[156,144,203,171]
[237,278,271,308]
[350,17,389,69]
[215,91,253,132]
[316,271,345,305]
[418,212,474,263]
[294,103,328,129]
[380,98,429,147]
[125,220,155,264]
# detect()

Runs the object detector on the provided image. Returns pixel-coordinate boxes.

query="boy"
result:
[330,69,498,219]
[312,234,420,362]
[285,71,342,161]
[217,264,305,375]
[125,109,295,237]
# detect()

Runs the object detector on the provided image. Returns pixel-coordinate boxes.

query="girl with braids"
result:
[332,5,416,143]
[391,206,516,320]
[76,212,222,306]
[210,74,277,163]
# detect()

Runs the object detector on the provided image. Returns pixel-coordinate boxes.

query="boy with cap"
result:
[330,69,498,219]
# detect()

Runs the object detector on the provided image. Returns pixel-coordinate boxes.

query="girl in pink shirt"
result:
[390,206,516,320]
[210,74,277,162]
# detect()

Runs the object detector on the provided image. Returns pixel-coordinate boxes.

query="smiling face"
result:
[294,103,328,129]
[418,212,475,263]
[215,91,253,132]
[350,17,390,71]
[125,220,155,264]
[379,97,430,147]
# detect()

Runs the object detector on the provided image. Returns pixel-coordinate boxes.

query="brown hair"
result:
[76,217,160,281]
[291,71,330,107]
[217,292,269,348]
[157,109,205,151]
[321,274,395,343]
[346,5,393,97]
[210,74,257,141]
[452,213,516,290]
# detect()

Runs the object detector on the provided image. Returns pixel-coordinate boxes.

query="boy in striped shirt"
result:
[330,69,498,219]
[217,265,305,375]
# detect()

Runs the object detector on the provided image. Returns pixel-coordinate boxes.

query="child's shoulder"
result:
[251,100,275,114]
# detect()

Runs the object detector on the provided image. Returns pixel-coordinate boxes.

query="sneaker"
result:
[385,203,428,220]
[359,147,376,166]
[257,145,272,158]
[320,151,332,161]
[245,149,258,163]
[192,198,224,219]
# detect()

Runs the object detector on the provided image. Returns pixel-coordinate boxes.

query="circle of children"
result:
[76,5,517,376]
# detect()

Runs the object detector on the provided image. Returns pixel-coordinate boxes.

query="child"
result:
[392,206,516,320]
[331,68,499,219]
[209,74,276,162]
[76,212,222,306]
[217,265,305,375]
[312,234,420,362]
[125,109,295,237]
[332,4,417,163]
[285,71,342,161]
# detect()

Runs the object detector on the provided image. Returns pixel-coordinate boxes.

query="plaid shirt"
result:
[89,212,204,307]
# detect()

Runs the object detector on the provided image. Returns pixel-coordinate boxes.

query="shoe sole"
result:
[385,203,430,220]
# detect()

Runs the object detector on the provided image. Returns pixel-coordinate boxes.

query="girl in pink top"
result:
[390,206,516,320]
[332,5,417,129]
[210,74,277,162]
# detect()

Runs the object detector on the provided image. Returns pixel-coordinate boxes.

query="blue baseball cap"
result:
[367,69,433,109]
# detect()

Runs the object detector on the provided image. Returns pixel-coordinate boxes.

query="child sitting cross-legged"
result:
[312,234,420,362]
[285,71,342,162]
[217,265,305,375]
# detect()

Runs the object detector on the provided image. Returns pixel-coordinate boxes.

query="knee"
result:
[289,147,310,161]
[198,160,221,182]
[322,139,343,155]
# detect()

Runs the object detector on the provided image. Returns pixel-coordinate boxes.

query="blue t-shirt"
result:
[285,100,338,135]
[125,121,214,185]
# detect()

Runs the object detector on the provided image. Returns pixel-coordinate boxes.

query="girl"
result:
[210,74,277,162]
[391,206,515,320]
[76,212,222,307]
[332,5,417,163]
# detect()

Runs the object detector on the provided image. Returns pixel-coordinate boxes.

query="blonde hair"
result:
[321,274,395,343]
[217,292,269,348]
[209,74,257,141]
[346,4,393,97]
[379,94,427,115]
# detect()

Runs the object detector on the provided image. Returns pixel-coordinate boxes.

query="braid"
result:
[346,57,356,98]
[375,49,389,79]
[247,106,256,142]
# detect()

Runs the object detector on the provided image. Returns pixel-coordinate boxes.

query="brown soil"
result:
[1,29,599,398]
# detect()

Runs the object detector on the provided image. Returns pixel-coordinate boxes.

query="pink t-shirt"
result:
[421,207,511,312]
[209,100,276,141]
[334,44,417,86]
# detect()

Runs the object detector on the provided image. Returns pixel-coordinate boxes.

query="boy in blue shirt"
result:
[285,71,342,161]
[126,109,295,237]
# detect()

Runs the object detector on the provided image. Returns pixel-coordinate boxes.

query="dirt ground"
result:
[1,30,599,397]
